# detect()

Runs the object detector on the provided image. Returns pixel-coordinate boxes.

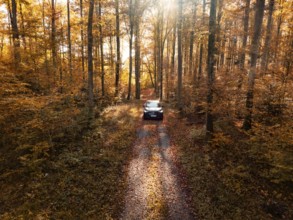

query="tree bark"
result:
[88,0,95,108]
[206,0,217,139]
[177,0,183,109]
[240,0,250,71]
[51,0,57,82]
[189,0,197,78]
[261,0,274,75]
[19,2,27,52]
[115,0,121,97]
[134,0,141,100]
[41,0,49,78]
[99,0,105,96]
[10,0,21,68]
[67,0,72,82]
[171,21,176,95]
[80,0,85,82]
[242,0,265,130]
[198,0,206,81]
[127,0,134,100]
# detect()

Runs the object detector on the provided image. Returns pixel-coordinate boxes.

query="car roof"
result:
[146,100,160,102]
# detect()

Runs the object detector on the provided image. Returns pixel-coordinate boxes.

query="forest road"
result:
[121,119,194,220]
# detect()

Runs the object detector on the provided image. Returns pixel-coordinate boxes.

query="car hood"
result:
[144,107,163,111]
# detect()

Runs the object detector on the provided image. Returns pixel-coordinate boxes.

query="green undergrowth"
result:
[0,91,141,218]
[168,113,293,219]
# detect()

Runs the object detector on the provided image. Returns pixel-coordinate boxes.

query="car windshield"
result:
[146,101,160,107]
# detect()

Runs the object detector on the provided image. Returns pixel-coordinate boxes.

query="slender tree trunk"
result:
[274,0,283,61]
[67,0,72,82]
[236,0,250,113]
[261,0,274,75]
[51,0,57,82]
[109,35,114,72]
[166,33,171,100]
[80,0,85,82]
[177,0,183,109]
[171,21,176,94]
[127,0,134,100]
[198,0,206,81]
[10,0,21,68]
[99,0,105,96]
[59,25,64,93]
[240,0,250,71]
[41,0,49,78]
[115,0,121,97]
[206,0,217,139]
[19,2,27,52]
[159,11,164,100]
[242,0,265,130]
[154,34,157,96]
[88,0,95,108]
[216,0,223,69]
[134,0,141,99]
[189,0,197,77]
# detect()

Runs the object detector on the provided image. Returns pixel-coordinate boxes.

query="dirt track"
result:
[121,119,194,219]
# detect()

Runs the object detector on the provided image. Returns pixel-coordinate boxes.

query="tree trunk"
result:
[80,0,85,82]
[10,0,21,68]
[240,0,250,71]
[189,0,197,77]
[236,0,250,114]
[88,0,95,108]
[51,0,57,82]
[115,0,121,97]
[242,0,265,130]
[19,2,27,52]
[171,21,176,95]
[177,0,183,109]
[159,11,164,100]
[127,0,134,100]
[198,0,206,81]
[99,0,105,96]
[67,0,72,82]
[206,0,217,139]
[261,0,274,75]
[216,0,223,69]
[41,0,49,79]
[134,0,141,100]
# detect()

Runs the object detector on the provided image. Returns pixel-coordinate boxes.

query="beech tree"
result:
[115,0,121,97]
[99,0,105,96]
[67,0,72,82]
[9,0,21,68]
[80,0,85,81]
[51,0,57,81]
[88,0,95,108]
[242,0,266,130]
[134,0,141,99]
[261,0,275,74]
[206,0,217,138]
[127,0,134,100]
[177,0,183,109]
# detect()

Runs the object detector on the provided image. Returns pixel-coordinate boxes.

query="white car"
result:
[143,100,163,120]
